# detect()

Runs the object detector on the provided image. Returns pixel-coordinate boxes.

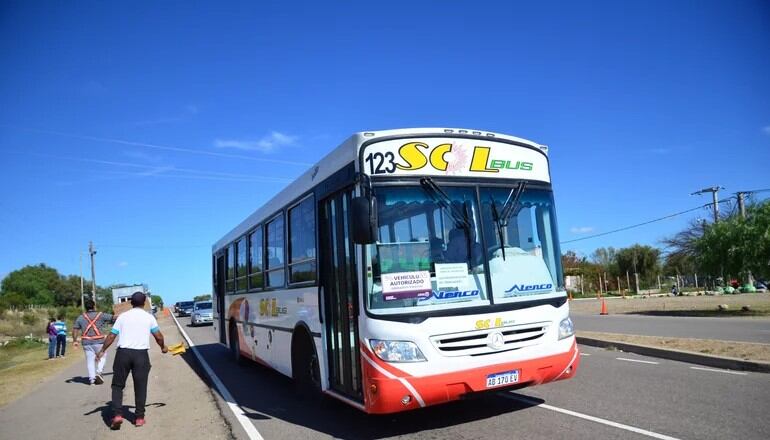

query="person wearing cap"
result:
[72,299,114,385]
[96,292,168,429]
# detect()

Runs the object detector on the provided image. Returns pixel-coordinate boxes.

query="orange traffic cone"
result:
[600,299,608,315]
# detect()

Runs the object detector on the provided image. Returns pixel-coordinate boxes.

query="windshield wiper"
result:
[491,181,527,260]
[420,177,471,230]
[420,177,473,262]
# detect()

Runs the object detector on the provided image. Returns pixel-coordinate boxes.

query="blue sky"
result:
[1,1,768,304]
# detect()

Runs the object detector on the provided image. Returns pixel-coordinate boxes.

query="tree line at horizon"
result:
[562,200,770,290]
[0,264,164,312]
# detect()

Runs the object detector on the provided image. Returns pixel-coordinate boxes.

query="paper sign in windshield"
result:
[382,271,432,301]
[435,263,468,290]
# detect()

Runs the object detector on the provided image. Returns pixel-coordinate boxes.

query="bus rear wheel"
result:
[292,333,321,397]
[229,321,241,364]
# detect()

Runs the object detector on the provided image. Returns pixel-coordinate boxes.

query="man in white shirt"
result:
[96,292,167,430]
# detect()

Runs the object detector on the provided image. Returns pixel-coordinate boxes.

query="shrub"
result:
[21,312,38,326]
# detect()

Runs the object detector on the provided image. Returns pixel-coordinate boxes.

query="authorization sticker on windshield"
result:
[435,263,468,290]
[382,271,431,301]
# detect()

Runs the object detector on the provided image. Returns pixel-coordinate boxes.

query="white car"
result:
[190,301,213,326]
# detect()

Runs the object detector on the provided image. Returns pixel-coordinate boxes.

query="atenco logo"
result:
[504,283,553,293]
[420,290,480,301]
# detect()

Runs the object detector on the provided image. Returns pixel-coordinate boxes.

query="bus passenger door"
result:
[319,189,363,402]
[215,254,227,345]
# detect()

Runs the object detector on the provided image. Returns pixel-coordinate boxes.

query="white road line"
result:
[504,393,681,440]
[171,313,264,440]
[616,357,659,365]
[690,366,748,376]
[580,353,591,356]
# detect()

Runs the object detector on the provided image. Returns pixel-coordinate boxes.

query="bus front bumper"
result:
[360,339,579,414]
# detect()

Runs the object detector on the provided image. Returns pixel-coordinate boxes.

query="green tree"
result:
[695,201,770,281]
[0,264,62,305]
[194,294,212,302]
[615,244,661,287]
[591,247,619,276]
[151,295,164,309]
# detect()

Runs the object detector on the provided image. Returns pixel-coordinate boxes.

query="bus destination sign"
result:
[362,138,550,182]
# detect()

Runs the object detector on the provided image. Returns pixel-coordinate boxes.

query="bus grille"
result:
[430,322,549,357]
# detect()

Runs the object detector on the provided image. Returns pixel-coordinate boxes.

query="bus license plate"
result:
[486,370,520,388]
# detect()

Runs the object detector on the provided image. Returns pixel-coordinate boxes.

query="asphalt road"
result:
[572,313,770,343]
[182,321,770,440]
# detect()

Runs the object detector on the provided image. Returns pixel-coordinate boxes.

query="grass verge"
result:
[0,339,79,407]
[578,330,770,362]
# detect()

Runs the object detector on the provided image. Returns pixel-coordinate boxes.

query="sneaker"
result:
[94,374,104,385]
[135,417,145,427]
[110,415,123,430]
[89,380,95,386]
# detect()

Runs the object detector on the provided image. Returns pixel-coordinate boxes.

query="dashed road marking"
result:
[616,357,659,365]
[172,314,265,440]
[580,353,591,356]
[503,393,681,440]
[690,366,748,376]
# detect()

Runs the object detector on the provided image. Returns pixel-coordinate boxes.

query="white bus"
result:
[212,128,579,414]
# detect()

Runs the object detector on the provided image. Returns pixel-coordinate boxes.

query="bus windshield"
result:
[366,184,564,316]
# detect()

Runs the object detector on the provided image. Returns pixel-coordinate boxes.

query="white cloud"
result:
[762,125,770,135]
[117,261,129,267]
[214,131,298,153]
[570,226,595,234]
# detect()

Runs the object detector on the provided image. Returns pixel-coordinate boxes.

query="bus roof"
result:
[212,128,546,252]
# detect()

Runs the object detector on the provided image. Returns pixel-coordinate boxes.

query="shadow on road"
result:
[65,372,114,386]
[84,402,167,427]
[181,342,543,439]
[65,376,91,385]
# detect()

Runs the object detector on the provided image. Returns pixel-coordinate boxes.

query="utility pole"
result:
[79,251,85,311]
[89,241,97,303]
[736,191,747,219]
[691,186,723,223]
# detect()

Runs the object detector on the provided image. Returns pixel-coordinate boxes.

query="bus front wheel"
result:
[292,332,321,397]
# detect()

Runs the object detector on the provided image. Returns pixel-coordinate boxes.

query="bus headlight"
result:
[369,340,426,362]
[558,317,575,340]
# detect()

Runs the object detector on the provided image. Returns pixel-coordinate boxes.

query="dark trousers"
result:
[111,348,151,418]
[55,334,66,356]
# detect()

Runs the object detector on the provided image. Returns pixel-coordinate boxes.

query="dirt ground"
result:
[579,330,770,363]
[569,292,770,315]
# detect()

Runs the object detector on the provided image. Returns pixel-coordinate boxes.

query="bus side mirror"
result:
[352,196,379,244]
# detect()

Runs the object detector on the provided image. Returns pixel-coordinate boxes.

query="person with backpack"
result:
[72,299,114,385]
[53,316,68,358]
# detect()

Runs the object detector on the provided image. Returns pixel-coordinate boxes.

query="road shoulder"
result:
[577,331,770,373]
[0,311,232,440]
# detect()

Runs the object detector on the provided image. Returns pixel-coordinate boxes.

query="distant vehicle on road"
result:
[190,301,213,326]
[211,128,578,414]
[176,301,195,317]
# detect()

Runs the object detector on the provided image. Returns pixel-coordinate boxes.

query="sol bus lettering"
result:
[365,142,533,175]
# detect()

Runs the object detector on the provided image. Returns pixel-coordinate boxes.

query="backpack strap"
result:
[81,312,104,340]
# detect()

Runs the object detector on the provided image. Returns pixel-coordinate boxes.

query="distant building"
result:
[112,284,149,304]
[565,275,581,292]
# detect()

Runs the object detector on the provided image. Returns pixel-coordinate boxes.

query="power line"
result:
[560,200,732,245]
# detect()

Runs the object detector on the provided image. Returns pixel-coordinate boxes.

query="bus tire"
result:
[229,320,241,364]
[292,331,321,398]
